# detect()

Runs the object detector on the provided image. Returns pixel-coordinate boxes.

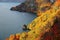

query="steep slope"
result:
[10,0,55,14]
[6,0,60,40]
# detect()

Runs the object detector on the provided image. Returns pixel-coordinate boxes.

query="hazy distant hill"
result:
[0,0,26,2]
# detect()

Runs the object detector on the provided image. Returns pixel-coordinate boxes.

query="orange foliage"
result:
[54,0,60,6]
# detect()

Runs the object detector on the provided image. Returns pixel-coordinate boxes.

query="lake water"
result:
[0,2,36,40]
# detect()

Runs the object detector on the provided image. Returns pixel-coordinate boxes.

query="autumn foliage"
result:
[6,0,60,40]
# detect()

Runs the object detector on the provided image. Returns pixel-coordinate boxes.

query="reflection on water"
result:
[0,3,36,40]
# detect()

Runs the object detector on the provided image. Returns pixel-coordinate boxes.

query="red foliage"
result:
[43,23,60,40]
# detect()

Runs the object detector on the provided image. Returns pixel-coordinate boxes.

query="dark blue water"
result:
[0,3,36,40]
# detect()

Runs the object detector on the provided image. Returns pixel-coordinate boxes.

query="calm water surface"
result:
[0,2,36,40]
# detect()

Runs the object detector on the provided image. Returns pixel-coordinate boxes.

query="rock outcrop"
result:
[10,0,55,13]
[10,0,37,13]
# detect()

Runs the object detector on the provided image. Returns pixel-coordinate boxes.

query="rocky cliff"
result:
[6,0,60,40]
[10,0,55,14]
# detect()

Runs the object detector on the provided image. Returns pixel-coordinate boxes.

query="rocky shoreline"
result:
[6,0,60,40]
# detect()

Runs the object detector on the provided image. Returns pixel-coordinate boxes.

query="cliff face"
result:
[10,0,55,13]
[6,0,60,40]
[10,0,37,13]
